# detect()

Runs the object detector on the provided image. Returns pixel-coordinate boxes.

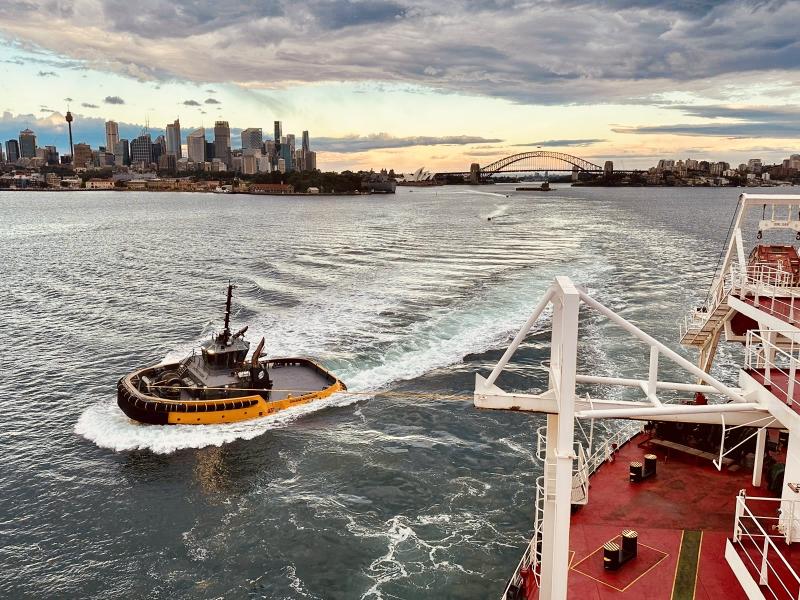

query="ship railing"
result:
[500,476,545,599]
[680,262,795,342]
[679,269,736,341]
[731,493,800,599]
[504,424,640,598]
[744,329,800,408]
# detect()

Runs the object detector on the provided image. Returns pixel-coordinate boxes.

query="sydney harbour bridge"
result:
[435,150,636,183]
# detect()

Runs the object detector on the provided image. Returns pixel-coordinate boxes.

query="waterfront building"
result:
[73,143,93,169]
[656,159,674,171]
[105,121,119,154]
[241,128,263,152]
[302,130,309,153]
[242,153,257,175]
[214,121,231,167]
[86,178,115,190]
[187,128,206,164]
[748,158,763,173]
[114,139,130,166]
[0,145,4,162]
[5,139,19,163]
[710,161,730,176]
[277,157,286,173]
[19,128,37,158]
[166,119,182,158]
[130,133,153,167]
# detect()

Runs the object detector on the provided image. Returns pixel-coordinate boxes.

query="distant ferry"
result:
[117,284,346,425]
[516,181,551,192]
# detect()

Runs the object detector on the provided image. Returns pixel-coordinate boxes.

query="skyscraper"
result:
[73,142,92,168]
[5,139,20,163]
[213,121,231,167]
[279,136,293,171]
[241,128,263,152]
[152,135,166,164]
[130,133,153,166]
[105,121,119,154]
[273,121,282,164]
[114,140,130,166]
[187,128,206,163]
[44,145,59,165]
[285,134,296,171]
[166,119,182,157]
[19,128,37,158]
[302,130,310,153]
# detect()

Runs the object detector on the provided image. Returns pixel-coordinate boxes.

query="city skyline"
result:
[1,1,799,171]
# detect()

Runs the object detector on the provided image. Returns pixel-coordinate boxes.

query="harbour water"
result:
[0,185,745,598]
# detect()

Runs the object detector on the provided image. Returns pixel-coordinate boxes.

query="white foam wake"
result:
[74,391,360,454]
[75,263,606,454]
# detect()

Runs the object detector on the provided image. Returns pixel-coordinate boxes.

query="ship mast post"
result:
[537,278,579,600]
[221,282,234,344]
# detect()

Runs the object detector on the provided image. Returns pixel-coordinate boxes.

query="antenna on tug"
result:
[221,282,235,344]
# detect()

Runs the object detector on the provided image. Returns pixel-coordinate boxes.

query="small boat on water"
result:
[515,181,550,192]
[117,284,346,425]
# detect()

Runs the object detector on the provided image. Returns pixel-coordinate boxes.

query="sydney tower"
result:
[65,109,74,161]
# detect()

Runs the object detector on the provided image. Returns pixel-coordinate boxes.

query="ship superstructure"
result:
[476,194,800,599]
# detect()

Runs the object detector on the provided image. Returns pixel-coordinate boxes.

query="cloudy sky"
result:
[1,0,799,171]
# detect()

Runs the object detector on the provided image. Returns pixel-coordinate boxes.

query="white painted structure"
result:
[475,269,800,599]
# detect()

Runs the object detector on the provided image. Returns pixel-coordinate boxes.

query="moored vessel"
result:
[117,284,346,425]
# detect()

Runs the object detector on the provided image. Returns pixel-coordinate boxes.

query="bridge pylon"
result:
[469,163,481,185]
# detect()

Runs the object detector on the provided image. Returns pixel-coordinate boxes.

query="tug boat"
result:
[477,194,800,599]
[117,284,346,425]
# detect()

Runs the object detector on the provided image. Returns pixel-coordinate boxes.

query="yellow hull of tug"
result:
[165,381,346,425]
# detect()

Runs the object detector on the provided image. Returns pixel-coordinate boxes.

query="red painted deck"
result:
[741,295,800,327]
[528,432,793,599]
[745,368,800,414]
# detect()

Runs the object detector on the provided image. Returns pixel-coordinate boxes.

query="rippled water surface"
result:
[0,185,746,598]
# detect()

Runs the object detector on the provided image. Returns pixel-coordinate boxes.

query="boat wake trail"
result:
[483,204,509,220]
[74,272,562,454]
[74,392,359,454]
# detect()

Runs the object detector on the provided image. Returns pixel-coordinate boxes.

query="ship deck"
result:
[745,368,800,413]
[530,431,796,599]
[741,295,800,327]
[268,364,334,401]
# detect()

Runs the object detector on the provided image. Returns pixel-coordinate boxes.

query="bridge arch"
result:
[480,151,604,174]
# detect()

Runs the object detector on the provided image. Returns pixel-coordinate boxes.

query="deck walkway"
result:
[528,432,795,599]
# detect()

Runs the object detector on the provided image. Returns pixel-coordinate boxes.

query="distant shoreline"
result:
[0,188,372,196]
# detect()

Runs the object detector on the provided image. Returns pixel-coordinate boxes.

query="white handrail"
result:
[731,493,800,599]
[681,261,798,341]
[501,423,641,598]
[745,330,800,408]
